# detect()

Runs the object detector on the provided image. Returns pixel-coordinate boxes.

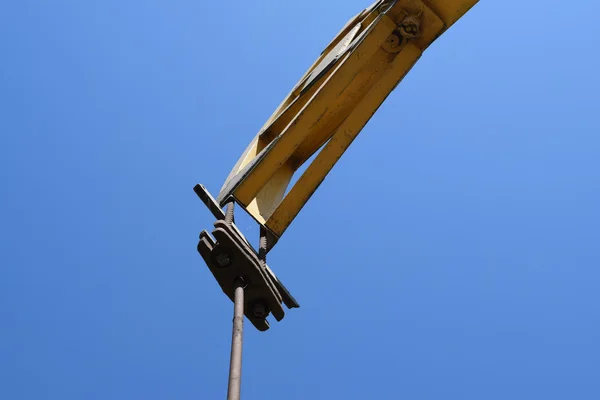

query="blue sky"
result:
[1,0,600,399]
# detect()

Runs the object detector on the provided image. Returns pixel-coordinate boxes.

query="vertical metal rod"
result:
[227,278,244,400]
[224,202,243,400]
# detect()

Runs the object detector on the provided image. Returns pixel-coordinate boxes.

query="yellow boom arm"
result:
[214,0,478,250]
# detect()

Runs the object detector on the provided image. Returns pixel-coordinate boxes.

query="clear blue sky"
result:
[1,0,599,399]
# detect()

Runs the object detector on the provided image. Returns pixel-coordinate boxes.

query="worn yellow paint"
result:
[219,0,479,242]
[233,15,397,207]
[267,43,424,236]
[423,0,478,26]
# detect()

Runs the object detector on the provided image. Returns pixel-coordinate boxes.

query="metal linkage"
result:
[195,184,300,399]
[194,184,298,332]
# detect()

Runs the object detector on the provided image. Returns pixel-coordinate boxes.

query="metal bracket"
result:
[195,184,299,331]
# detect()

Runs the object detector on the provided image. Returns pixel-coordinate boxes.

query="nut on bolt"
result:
[214,250,233,268]
[252,302,269,319]
[386,34,401,48]
[399,15,421,38]
[383,32,405,53]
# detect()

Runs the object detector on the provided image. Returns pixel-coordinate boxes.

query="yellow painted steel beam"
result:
[217,0,479,246]
[267,43,423,237]
[228,15,398,205]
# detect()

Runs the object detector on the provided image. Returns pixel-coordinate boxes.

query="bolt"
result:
[387,35,400,48]
[252,302,268,319]
[215,252,232,268]
[400,15,421,38]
